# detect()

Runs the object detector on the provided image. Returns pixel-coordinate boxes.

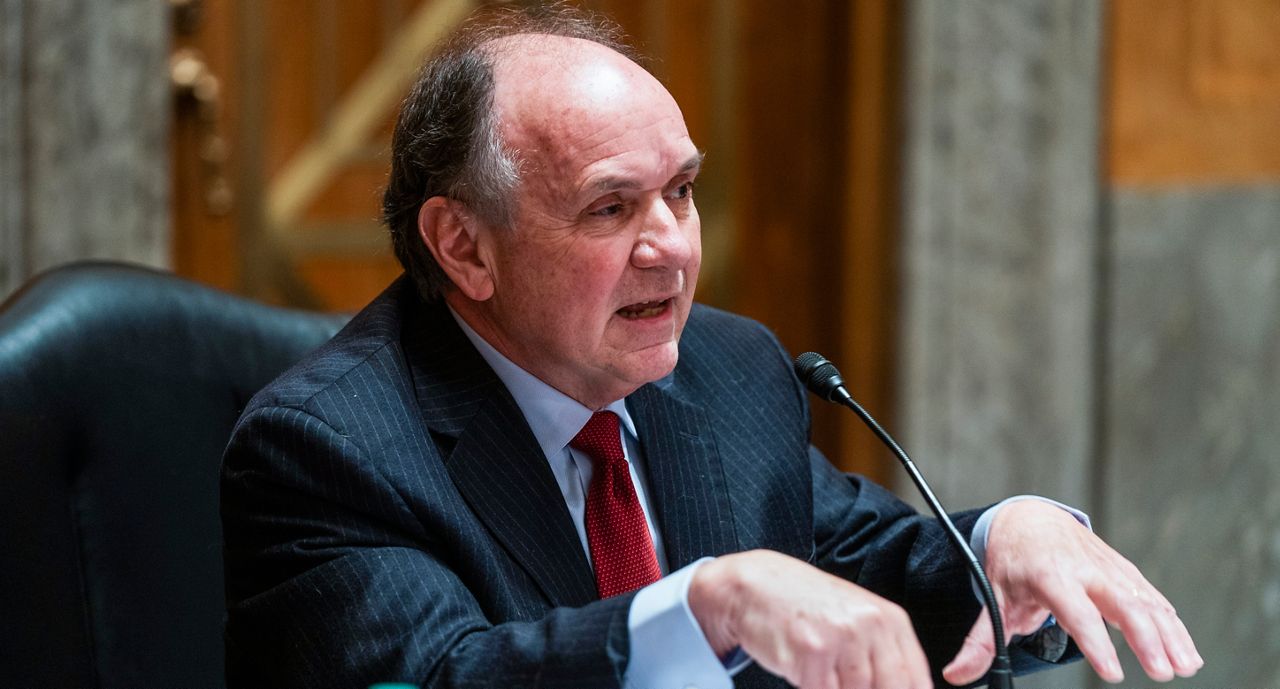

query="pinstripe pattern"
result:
[222,276,1071,689]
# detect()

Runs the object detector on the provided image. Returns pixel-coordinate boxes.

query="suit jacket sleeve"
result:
[221,404,635,689]
[806,444,985,675]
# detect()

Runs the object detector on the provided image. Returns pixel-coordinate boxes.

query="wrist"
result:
[688,555,742,657]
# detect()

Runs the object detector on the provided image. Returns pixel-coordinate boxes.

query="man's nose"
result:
[631,196,694,269]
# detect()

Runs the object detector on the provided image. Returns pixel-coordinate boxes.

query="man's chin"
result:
[618,342,680,387]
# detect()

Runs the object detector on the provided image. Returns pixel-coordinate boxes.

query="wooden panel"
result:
[172,0,240,292]
[650,0,717,147]
[1108,0,1280,184]
[295,255,406,312]
[729,1,856,472]
[262,0,322,179]
[841,0,901,483]
[306,162,391,222]
[173,0,426,308]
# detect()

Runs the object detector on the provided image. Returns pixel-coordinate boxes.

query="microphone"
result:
[794,352,1014,689]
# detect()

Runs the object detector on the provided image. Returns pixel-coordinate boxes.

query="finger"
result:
[1102,581,1203,680]
[836,647,873,689]
[942,608,996,686]
[1094,583,1174,681]
[1152,606,1202,677]
[799,660,839,689]
[895,626,933,689]
[1137,585,1203,677]
[1154,603,1204,676]
[865,631,912,689]
[1039,583,1124,683]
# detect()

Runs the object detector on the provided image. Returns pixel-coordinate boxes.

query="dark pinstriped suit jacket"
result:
[221,276,1060,688]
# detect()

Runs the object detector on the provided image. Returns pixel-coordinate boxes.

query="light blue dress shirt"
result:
[449,308,1086,689]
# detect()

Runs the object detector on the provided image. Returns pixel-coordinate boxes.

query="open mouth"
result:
[617,298,672,320]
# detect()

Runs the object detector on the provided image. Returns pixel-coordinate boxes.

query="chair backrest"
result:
[0,262,348,688]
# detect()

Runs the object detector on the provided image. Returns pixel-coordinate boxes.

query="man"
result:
[222,7,1201,689]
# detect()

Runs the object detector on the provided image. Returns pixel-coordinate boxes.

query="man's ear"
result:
[417,196,495,301]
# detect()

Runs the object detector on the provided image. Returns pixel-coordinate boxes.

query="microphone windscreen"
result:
[793,352,845,400]
[794,351,827,382]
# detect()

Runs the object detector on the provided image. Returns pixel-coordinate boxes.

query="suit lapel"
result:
[443,393,599,607]
[629,381,740,571]
[402,297,597,608]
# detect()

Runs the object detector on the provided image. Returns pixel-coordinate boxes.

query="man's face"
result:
[467,37,702,408]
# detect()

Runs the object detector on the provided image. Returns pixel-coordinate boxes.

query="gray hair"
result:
[382,4,641,301]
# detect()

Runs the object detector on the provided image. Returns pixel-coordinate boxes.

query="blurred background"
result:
[2,0,1277,687]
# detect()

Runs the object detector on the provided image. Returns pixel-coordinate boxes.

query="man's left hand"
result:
[941,500,1204,685]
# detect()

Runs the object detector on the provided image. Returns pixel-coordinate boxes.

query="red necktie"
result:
[570,411,663,598]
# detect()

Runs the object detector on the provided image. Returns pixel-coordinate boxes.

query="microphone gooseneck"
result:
[794,352,1014,689]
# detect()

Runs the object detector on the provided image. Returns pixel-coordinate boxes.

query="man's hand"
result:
[942,501,1204,685]
[689,550,932,689]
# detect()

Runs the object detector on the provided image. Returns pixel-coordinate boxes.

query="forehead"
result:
[488,35,698,196]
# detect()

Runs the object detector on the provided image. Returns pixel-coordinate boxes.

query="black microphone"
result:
[794,352,1014,689]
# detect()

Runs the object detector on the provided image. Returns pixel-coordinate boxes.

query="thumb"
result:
[943,608,997,686]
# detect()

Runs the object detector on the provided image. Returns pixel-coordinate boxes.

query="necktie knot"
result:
[569,411,626,468]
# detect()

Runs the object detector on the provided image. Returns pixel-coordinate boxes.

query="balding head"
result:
[487,32,675,136]
[382,6,642,302]
[485,34,688,210]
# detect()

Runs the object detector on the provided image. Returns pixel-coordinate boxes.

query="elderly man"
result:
[222,7,1201,689]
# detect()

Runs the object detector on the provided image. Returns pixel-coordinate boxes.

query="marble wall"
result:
[0,0,170,299]
[901,1,1280,687]
[1105,188,1280,688]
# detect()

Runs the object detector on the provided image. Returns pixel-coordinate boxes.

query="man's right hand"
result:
[688,550,932,689]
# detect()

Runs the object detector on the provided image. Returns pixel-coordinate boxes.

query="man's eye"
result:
[669,182,695,200]
[590,203,624,217]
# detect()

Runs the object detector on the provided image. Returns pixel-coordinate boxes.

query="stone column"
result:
[900,0,1103,510]
[0,0,170,299]
[899,3,1102,687]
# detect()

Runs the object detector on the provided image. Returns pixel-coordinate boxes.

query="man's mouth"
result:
[617,298,672,320]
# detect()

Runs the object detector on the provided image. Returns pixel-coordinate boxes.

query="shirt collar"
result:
[447,306,639,459]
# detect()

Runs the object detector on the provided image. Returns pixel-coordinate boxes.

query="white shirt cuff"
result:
[626,557,750,689]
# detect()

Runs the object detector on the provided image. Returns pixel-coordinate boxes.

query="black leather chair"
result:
[0,262,349,688]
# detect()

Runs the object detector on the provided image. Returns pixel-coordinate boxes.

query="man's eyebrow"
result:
[587,152,707,193]
[678,151,706,175]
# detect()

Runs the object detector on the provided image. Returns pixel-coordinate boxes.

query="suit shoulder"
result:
[685,302,778,338]
[683,302,790,363]
[676,303,801,402]
[241,279,412,415]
